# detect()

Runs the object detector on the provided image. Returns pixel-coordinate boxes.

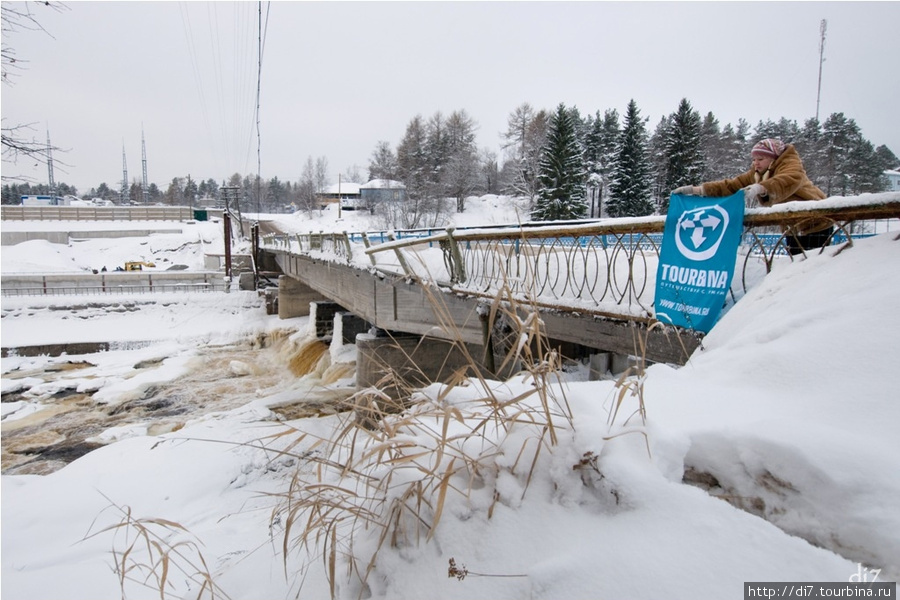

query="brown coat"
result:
[701,144,828,233]
[701,144,825,204]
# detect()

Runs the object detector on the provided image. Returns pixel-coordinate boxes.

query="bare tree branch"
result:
[1,2,68,182]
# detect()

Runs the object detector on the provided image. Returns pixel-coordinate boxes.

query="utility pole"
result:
[141,127,149,205]
[220,185,240,281]
[815,19,827,122]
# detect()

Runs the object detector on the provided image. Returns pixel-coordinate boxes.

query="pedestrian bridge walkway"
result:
[259,193,899,369]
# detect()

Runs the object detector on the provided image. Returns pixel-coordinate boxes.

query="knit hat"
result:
[751,138,786,159]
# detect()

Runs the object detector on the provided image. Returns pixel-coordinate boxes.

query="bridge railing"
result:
[261,193,900,322]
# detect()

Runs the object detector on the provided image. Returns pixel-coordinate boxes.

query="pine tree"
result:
[795,118,826,190]
[754,117,800,144]
[820,113,858,196]
[531,103,588,221]
[596,109,620,217]
[583,112,604,218]
[648,115,671,209]
[699,112,739,182]
[397,115,430,198]
[846,138,886,194]
[660,98,705,212]
[608,100,654,217]
[875,145,899,171]
[583,109,622,218]
[183,175,198,208]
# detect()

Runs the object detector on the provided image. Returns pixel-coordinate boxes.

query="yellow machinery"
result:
[124,261,156,271]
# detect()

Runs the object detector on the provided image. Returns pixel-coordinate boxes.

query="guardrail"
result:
[260,193,900,322]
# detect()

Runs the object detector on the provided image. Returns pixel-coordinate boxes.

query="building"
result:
[315,179,407,211]
[359,179,406,207]
[21,195,63,206]
[316,182,362,208]
[885,169,900,192]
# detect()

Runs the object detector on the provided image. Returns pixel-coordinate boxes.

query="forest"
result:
[3,98,897,229]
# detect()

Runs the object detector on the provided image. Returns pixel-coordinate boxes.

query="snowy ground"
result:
[2,197,898,599]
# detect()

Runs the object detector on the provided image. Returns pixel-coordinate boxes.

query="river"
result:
[1,331,357,476]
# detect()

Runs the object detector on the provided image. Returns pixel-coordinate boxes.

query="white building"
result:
[885,169,900,192]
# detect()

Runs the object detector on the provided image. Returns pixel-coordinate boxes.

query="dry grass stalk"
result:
[85,494,230,600]
[260,245,579,599]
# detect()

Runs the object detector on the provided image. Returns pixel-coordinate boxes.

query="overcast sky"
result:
[3,1,898,195]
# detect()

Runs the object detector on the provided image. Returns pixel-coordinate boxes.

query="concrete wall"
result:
[1,205,208,222]
[1,231,70,245]
[2,229,183,246]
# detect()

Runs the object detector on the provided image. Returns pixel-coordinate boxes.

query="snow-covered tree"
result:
[754,117,800,144]
[501,103,550,204]
[648,115,671,209]
[660,98,705,212]
[479,148,500,195]
[583,110,619,218]
[608,100,654,217]
[183,175,198,208]
[875,145,899,171]
[794,118,826,189]
[819,112,858,197]
[368,141,398,181]
[397,115,430,199]
[531,103,588,221]
[443,110,480,212]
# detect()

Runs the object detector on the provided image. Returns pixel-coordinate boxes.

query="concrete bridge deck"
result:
[261,193,900,371]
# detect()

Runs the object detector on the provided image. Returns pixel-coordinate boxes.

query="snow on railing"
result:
[260,193,900,320]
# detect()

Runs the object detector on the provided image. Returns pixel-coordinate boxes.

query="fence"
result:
[260,193,900,322]
[1,272,230,297]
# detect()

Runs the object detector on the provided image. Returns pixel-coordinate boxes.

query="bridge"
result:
[259,193,900,386]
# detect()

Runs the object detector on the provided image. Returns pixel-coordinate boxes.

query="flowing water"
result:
[1,332,357,476]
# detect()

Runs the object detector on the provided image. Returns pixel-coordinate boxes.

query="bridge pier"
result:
[355,331,489,399]
[311,301,370,343]
[587,352,644,380]
[277,275,327,318]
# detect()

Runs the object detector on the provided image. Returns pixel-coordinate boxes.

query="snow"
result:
[2,196,898,599]
[1,219,224,274]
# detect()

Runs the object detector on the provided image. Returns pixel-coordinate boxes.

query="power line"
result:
[178,2,258,180]
[255,1,270,213]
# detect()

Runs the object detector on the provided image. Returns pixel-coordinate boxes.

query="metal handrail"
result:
[260,193,900,320]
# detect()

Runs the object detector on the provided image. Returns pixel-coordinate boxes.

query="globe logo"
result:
[674,205,730,261]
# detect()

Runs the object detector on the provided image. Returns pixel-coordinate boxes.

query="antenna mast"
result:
[815,19,827,122]
[141,127,149,204]
[46,130,56,199]
[121,143,129,204]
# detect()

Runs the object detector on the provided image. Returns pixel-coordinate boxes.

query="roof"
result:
[360,179,406,190]
[322,182,362,195]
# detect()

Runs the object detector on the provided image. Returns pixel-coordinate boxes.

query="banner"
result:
[654,191,745,333]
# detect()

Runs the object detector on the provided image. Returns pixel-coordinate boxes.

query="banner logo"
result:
[675,205,730,261]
